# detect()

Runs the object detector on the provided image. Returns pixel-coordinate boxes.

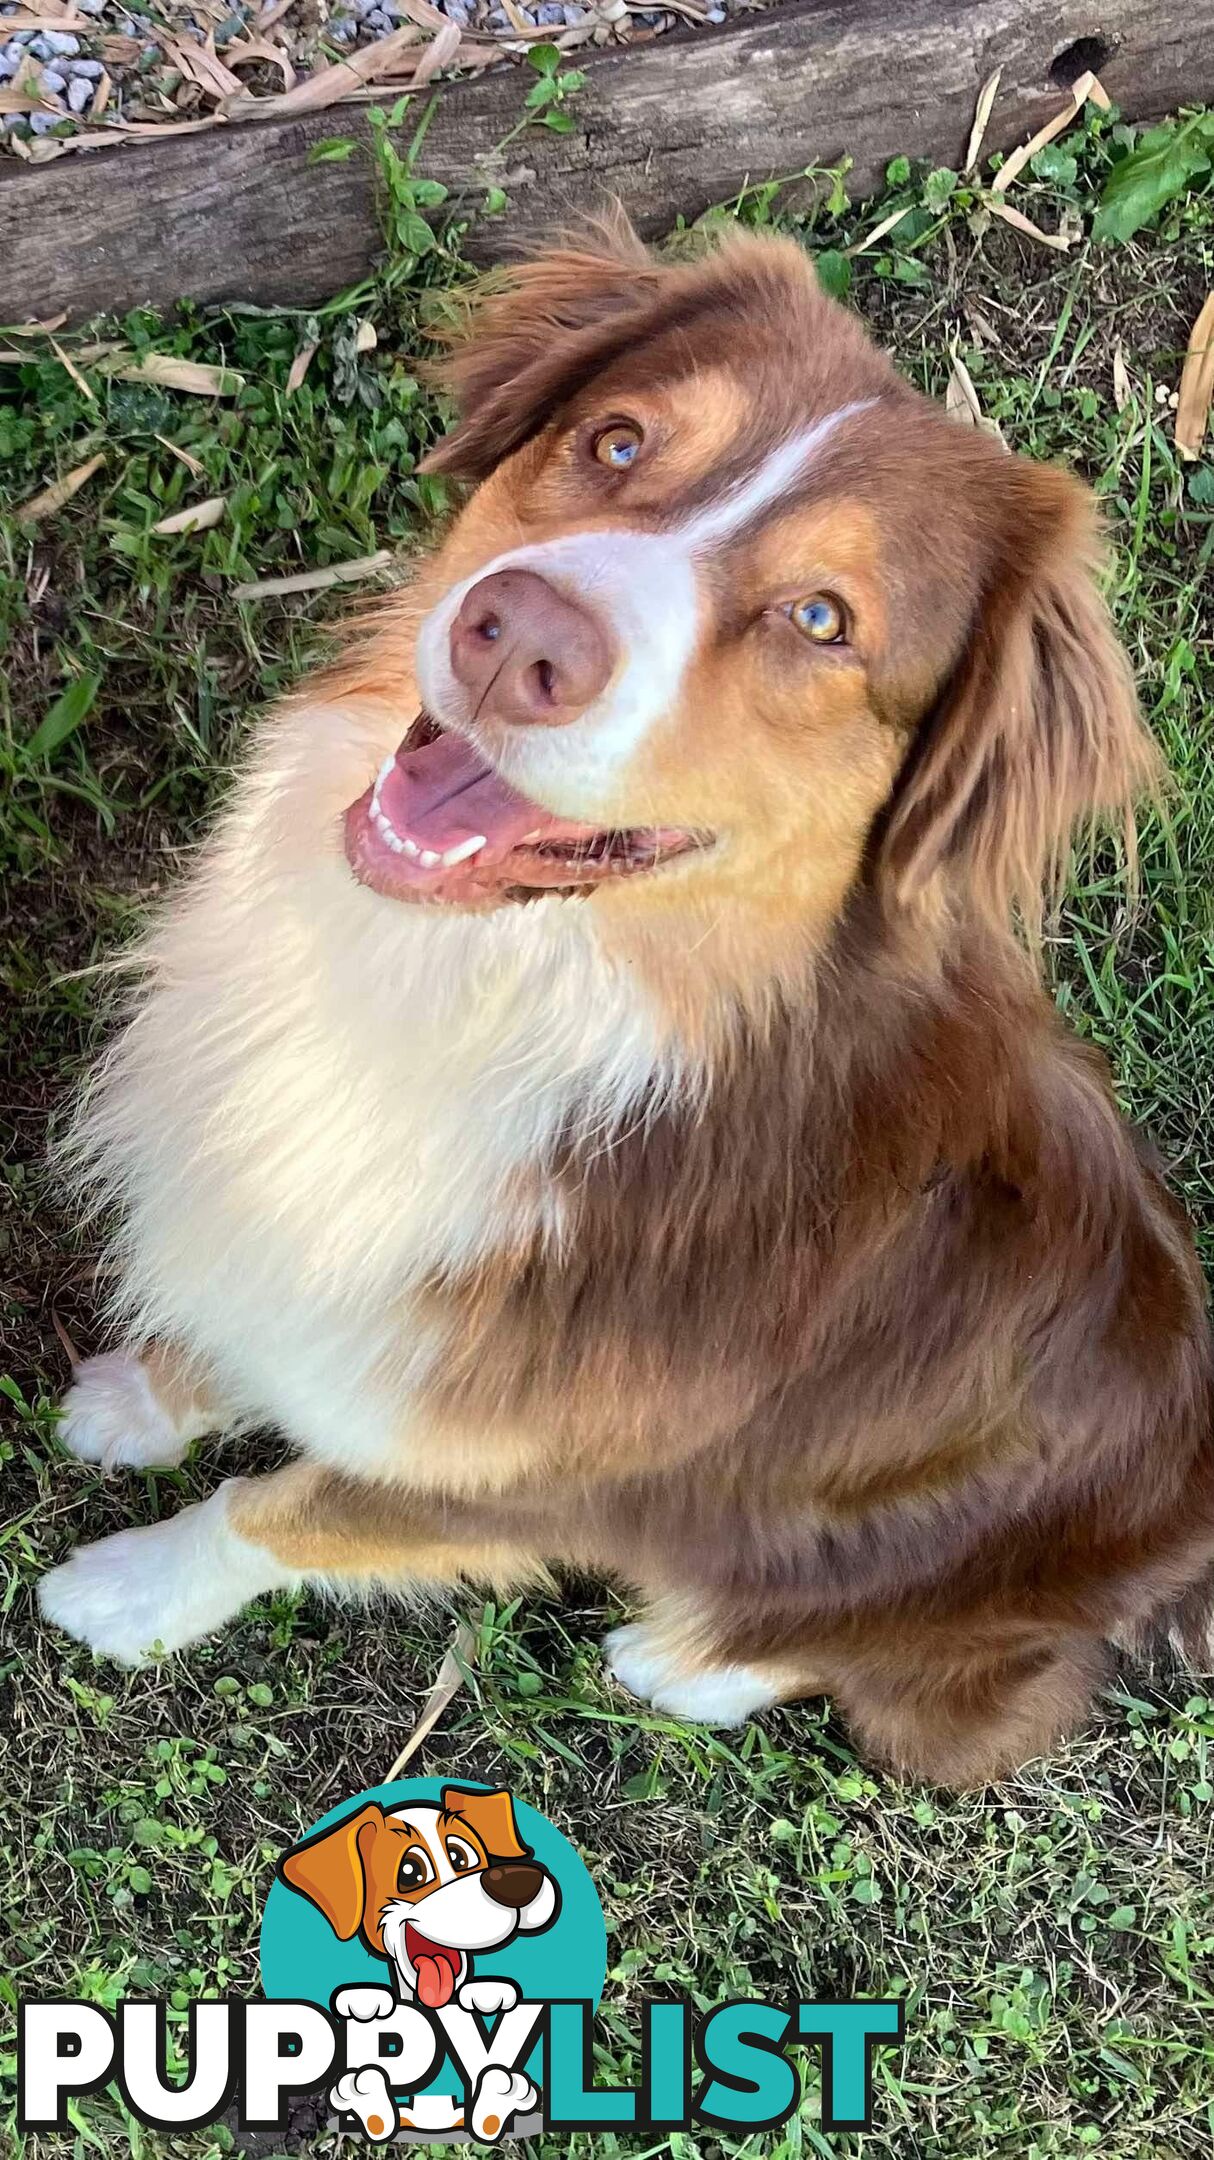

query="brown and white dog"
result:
[282,1786,555,2139]
[40,219,1214,1786]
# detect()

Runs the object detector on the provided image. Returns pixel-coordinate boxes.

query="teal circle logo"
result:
[260,1779,606,2140]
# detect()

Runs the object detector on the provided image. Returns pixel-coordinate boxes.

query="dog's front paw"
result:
[603,1622,779,1727]
[457,1977,519,2017]
[470,2065,537,2143]
[334,1984,398,2023]
[58,1353,191,1472]
[38,1486,280,1665]
[330,2066,397,2142]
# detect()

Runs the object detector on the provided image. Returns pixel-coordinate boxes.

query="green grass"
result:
[3,103,1214,2158]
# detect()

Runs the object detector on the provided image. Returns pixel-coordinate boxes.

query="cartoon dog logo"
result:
[280,1784,560,2140]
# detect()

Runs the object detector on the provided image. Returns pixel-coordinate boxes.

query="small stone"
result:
[535,4,563,20]
[69,57,105,74]
[706,4,724,16]
[67,70,93,109]
[40,61,67,87]
[367,7,392,25]
[29,107,61,129]
[0,50,13,75]
[75,0,108,13]
[42,27,80,50]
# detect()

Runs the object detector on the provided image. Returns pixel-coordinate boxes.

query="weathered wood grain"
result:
[1,0,1209,323]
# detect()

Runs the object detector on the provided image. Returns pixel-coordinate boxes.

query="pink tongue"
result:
[414,1954,456,2009]
[377,731,576,860]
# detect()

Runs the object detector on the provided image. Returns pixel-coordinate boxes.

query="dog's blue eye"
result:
[592,421,643,470]
[789,593,846,644]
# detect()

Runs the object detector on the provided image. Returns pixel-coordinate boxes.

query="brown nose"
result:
[449,568,612,728]
[482,1862,546,1910]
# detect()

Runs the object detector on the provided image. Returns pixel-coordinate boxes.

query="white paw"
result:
[470,2064,537,2143]
[330,2065,397,2141]
[58,1353,190,1471]
[334,1984,398,2023]
[457,1977,519,2017]
[603,1622,779,1727]
[38,1484,290,1665]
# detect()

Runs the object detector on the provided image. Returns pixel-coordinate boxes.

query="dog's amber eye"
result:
[591,421,644,470]
[397,1850,433,1892]
[788,593,847,644]
[445,1836,479,1873]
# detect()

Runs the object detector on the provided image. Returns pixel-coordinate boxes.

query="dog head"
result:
[279,1786,559,2008]
[341,217,1155,964]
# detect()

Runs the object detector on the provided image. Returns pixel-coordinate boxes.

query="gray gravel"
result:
[0,0,762,158]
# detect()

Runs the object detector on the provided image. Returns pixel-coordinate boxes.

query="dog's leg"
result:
[831,1635,1106,1788]
[602,1598,816,1727]
[39,1461,548,1666]
[57,1342,230,1472]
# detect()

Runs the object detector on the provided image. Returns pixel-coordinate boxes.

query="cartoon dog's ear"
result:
[441,1785,529,1862]
[279,1802,385,1940]
[418,212,659,483]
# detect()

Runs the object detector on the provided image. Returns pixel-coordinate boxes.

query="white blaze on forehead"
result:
[385,1803,454,1883]
[676,399,876,554]
[414,398,877,817]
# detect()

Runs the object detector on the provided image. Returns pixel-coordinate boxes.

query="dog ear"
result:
[441,1785,529,1862]
[878,459,1159,930]
[279,1802,385,1940]
[419,213,660,482]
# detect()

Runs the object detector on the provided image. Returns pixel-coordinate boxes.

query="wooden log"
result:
[1,0,1208,324]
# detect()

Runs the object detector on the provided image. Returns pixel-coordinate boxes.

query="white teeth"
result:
[417,849,440,869]
[439,835,486,868]
[401,836,420,859]
[369,756,396,819]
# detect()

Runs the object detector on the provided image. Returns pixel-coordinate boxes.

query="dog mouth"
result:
[403,1922,465,2009]
[343,711,707,907]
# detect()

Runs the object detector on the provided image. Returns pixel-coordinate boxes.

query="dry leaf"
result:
[285,340,319,394]
[0,7,93,23]
[845,202,915,258]
[1175,292,1214,461]
[1112,341,1131,413]
[50,334,94,401]
[152,494,227,535]
[163,32,244,98]
[7,312,69,336]
[391,0,450,27]
[965,65,1002,173]
[17,450,106,523]
[51,1308,84,1372]
[987,198,1071,251]
[154,432,206,475]
[353,319,377,354]
[412,16,460,81]
[225,32,296,85]
[946,353,984,426]
[0,87,55,112]
[993,70,1109,194]
[231,549,393,599]
[230,23,420,116]
[384,1618,477,1781]
[112,353,244,395]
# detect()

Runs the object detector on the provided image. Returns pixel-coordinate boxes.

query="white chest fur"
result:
[69,700,670,1482]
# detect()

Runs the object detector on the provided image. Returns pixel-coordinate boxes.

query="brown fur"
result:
[82,224,1214,1786]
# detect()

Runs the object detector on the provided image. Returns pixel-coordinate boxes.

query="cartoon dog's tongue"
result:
[405,1924,464,2008]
